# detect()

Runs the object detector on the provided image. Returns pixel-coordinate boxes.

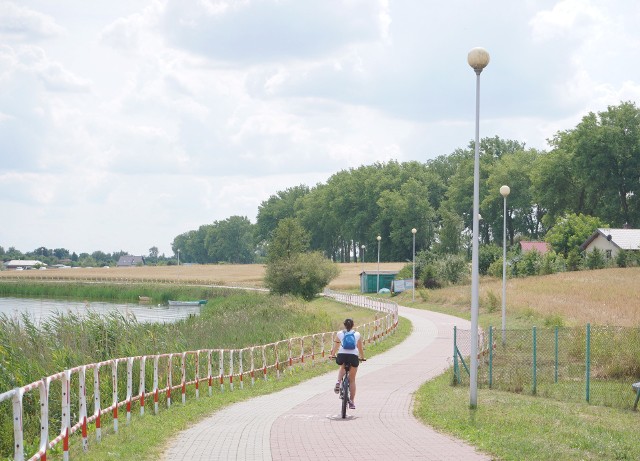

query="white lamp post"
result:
[360,244,366,292]
[468,46,490,408]
[376,235,382,293]
[500,185,510,346]
[412,228,417,302]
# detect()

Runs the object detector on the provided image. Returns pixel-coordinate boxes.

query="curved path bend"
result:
[161,305,490,460]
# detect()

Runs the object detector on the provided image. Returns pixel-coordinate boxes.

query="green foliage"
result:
[615,250,629,268]
[435,254,469,285]
[267,218,310,262]
[514,250,543,277]
[566,248,584,271]
[544,213,608,256]
[479,243,502,275]
[586,248,607,270]
[396,263,414,280]
[540,250,565,275]
[484,291,499,313]
[264,252,340,301]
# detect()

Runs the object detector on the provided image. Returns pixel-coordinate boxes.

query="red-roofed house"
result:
[519,241,550,254]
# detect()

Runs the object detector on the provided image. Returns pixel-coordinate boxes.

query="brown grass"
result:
[0,262,405,290]
[419,267,640,327]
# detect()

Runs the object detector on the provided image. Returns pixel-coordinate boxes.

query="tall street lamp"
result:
[360,245,366,272]
[468,46,490,408]
[412,228,417,302]
[376,235,382,293]
[500,185,510,346]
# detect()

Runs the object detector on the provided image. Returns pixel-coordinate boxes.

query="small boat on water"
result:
[168,300,207,307]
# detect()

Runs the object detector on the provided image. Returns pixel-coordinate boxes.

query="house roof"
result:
[519,241,550,254]
[117,255,145,266]
[4,260,46,266]
[360,271,399,276]
[580,228,640,251]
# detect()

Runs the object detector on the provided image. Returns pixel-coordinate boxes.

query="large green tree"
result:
[549,101,640,227]
[544,213,608,256]
[205,216,256,264]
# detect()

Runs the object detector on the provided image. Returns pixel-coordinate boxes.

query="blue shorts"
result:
[336,353,359,368]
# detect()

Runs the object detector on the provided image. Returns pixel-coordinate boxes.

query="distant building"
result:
[519,241,550,254]
[580,228,640,260]
[4,260,46,270]
[359,271,399,293]
[116,255,146,267]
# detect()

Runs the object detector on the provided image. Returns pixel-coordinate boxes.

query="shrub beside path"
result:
[161,305,491,460]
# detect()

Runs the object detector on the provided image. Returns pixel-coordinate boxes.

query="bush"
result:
[514,250,542,277]
[585,248,606,270]
[566,248,583,271]
[420,263,440,289]
[479,244,502,275]
[616,250,629,268]
[264,252,340,301]
[435,254,469,285]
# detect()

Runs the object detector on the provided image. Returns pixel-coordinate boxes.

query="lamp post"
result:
[376,235,381,293]
[468,46,490,408]
[360,244,366,293]
[412,228,417,302]
[500,185,510,346]
[177,249,180,266]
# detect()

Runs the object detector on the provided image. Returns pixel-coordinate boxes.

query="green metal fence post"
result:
[554,326,558,383]
[586,323,591,403]
[489,326,493,388]
[453,326,459,385]
[532,326,537,395]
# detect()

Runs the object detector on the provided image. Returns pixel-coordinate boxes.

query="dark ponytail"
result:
[344,318,354,331]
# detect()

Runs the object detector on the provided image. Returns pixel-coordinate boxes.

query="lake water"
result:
[0,297,200,325]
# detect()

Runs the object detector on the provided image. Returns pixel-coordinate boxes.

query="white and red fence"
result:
[0,292,397,461]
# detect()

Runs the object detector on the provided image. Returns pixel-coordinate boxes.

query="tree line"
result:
[0,246,175,268]
[4,101,638,270]
[172,101,640,267]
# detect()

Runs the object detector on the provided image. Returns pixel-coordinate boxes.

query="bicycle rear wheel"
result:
[341,376,349,418]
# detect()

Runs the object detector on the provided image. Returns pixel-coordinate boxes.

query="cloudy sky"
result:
[2,0,639,257]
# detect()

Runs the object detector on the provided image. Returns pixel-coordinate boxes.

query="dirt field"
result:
[0,262,406,290]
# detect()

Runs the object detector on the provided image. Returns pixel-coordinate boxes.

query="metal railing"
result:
[453,324,640,410]
[0,292,397,461]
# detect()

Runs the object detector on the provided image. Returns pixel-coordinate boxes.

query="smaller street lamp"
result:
[376,235,382,293]
[412,228,417,302]
[177,249,180,266]
[500,185,511,346]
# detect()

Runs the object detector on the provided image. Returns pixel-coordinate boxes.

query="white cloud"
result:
[2,0,640,256]
[0,1,65,41]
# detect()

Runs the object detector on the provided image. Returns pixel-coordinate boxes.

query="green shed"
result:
[360,271,398,293]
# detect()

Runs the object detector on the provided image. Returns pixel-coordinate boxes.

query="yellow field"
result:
[420,267,640,327]
[0,262,405,290]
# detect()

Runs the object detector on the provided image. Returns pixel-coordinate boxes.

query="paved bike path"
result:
[161,305,491,460]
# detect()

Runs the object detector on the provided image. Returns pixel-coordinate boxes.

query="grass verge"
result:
[414,372,640,461]
[56,317,411,460]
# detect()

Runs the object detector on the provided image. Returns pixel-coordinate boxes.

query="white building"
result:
[580,228,640,260]
[4,260,47,270]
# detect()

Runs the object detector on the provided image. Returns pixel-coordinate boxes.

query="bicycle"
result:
[332,357,365,419]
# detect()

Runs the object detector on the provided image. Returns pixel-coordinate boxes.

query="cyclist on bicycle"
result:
[330,318,365,409]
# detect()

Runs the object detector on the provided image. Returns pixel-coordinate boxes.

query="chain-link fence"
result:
[453,325,640,410]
